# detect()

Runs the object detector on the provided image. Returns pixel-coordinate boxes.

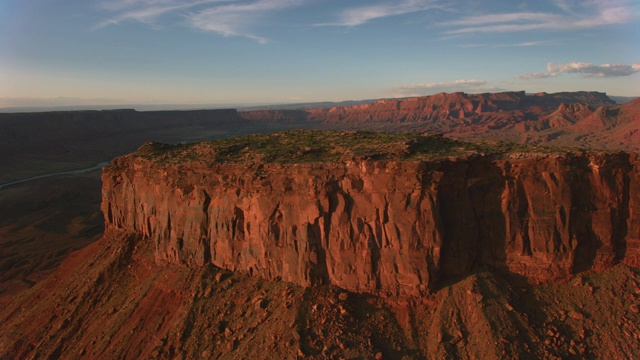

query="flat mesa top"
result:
[134,130,562,164]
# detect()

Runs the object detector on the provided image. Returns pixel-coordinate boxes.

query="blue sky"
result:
[1,0,639,108]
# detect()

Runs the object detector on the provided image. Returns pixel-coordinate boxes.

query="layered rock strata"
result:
[102,152,640,296]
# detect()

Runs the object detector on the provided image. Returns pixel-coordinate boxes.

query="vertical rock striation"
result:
[102,152,640,296]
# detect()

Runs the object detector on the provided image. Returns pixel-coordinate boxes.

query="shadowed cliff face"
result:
[101,152,640,296]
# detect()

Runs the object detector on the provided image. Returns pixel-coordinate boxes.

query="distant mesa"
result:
[237,91,638,152]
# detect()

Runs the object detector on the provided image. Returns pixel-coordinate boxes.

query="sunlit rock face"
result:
[102,151,640,296]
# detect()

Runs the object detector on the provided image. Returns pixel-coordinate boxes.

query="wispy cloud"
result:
[392,79,500,96]
[318,0,442,27]
[459,40,562,48]
[442,1,635,35]
[548,62,640,77]
[95,0,229,29]
[446,12,561,27]
[516,72,559,80]
[96,0,301,43]
[95,0,637,44]
[517,61,640,80]
[188,0,301,44]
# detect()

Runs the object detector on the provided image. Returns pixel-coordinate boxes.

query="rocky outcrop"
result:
[101,149,640,296]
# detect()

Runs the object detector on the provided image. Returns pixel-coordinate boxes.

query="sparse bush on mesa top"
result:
[135,130,556,164]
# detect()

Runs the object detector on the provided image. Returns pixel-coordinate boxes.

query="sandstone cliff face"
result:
[236,92,638,153]
[101,153,640,296]
[248,91,615,126]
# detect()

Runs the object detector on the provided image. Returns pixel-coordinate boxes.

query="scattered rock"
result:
[338,292,349,302]
[253,297,267,309]
[214,321,225,334]
[375,351,383,360]
[568,310,585,320]
[215,272,224,283]
[630,304,639,313]
[227,339,236,351]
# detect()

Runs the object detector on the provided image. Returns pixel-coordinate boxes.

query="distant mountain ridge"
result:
[240,91,639,152]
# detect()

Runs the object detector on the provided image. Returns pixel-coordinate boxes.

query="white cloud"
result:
[95,0,638,43]
[547,62,640,77]
[516,61,640,80]
[516,72,559,80]
[318,0,442,27]
[460,40,561,48]
[392,79,500,95]
[96,0,302,43]
[442,1,635,35]
[95,0,230,29]
[445,12,561,27]
[187,0,301,44]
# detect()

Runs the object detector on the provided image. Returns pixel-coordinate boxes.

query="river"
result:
[0,161,111,190]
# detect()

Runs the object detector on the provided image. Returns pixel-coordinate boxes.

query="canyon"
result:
[1,92,639,359]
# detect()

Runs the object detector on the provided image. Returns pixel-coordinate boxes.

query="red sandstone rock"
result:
[101,152,640,296]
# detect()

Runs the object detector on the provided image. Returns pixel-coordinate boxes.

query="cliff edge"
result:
[102,131,640,296]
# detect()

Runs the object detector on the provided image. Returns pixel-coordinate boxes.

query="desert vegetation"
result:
[136,130,562,164]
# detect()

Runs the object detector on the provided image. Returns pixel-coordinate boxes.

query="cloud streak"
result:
[95,0,230,29]
[517,61,640,80]
[188,0,301,44]
[95,0,638,44]
[547,62,640,77]
[318,0,442,27]
[442,1,635,35]
[460,40,562,48]
[96,0,301,43]
[516,72,559,80]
